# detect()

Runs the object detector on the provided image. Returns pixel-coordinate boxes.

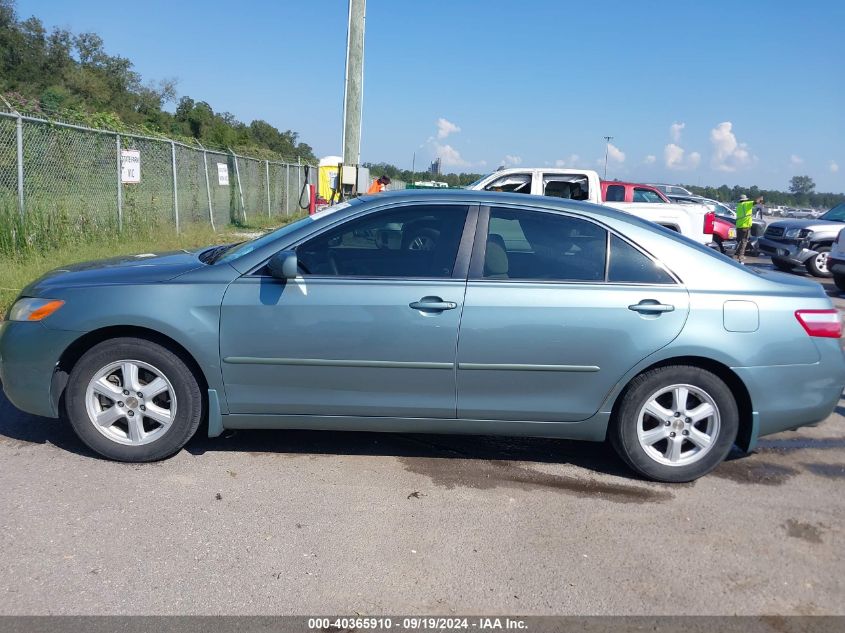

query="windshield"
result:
[821,203,845,222]
[217,200,362,263]
[465,173,493,189]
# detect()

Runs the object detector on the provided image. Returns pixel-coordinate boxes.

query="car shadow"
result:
[1,386,637,479]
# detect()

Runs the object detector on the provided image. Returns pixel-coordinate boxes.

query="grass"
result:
[0,214,305,316]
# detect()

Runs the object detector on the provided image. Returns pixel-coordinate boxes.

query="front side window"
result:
[605,184,625,202]
[633,188,665,203]
[483,173,532,193]
[483,208,607,282]
[542,175,590,200]
[296,205,470,278]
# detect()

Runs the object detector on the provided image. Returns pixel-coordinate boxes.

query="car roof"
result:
[601,180,660,188]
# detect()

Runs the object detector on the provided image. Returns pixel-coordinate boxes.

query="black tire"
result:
[834,274,845,293]
[772,260,794,272]
[806,246,832,278]
[609,366,738,483]
[714,236,725,254]
[64,337,203,462]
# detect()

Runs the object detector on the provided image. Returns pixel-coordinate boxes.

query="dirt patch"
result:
[801,462,845,479]
[398,456,672,504]
[712,459,799,485]
[783,518,826,544]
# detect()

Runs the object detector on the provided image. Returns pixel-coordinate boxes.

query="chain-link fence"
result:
[0,108,316,254]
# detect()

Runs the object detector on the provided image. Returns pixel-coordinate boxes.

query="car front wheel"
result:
[610,366,738,482]
[64,337,203,462]
[806,247,832,278]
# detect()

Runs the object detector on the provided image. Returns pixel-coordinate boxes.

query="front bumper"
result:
[757,237,818,265]
[0,320,79,418]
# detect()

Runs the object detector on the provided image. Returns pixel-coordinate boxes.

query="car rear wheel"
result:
[806,247,832,278]
[610,366,738,482]
[65,337,203,462]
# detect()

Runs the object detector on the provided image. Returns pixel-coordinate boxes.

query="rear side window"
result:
[608,234,675,284]
[605,185,625,202]
[484,208,607,282]
[633,188,665,203]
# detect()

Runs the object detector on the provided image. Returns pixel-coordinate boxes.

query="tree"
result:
[789,175,816,195]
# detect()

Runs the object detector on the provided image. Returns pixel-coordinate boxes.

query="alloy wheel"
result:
[636,384,721,467]
[84,360,177,446]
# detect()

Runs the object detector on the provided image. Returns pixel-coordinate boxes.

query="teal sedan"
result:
[2,191,843,482]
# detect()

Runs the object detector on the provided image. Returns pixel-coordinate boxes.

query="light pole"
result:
[603,135,613,180]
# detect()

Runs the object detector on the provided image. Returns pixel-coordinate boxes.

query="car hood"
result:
[21,249,206,295]
[768,218,845,231]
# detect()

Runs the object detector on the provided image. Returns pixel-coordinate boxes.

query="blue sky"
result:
[18,0,845,191]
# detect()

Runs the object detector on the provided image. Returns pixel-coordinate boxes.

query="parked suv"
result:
[827,227,845,291]
[758,203,845,277]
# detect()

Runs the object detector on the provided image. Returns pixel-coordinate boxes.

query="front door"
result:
[457,205,690,422]
[220,203,475,418]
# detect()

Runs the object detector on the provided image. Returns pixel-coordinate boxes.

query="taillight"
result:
[703,211,715,235]
[795,309,842,338]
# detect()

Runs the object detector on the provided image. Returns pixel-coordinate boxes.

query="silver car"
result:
[1,191,843,482]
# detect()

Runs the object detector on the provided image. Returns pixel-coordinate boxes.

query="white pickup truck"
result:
[466,168,714,245]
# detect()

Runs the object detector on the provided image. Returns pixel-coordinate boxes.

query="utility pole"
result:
[603,135,613,180]
[342,0,366,168]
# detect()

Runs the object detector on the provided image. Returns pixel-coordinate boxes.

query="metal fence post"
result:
[232,152,246,222]
[265,160,271,218]
[285,163,290,216]
[170,141,180,233]
[116,134,123,231]
[297,156,301,211]
[16,113,24,218]
[202,150,215,231]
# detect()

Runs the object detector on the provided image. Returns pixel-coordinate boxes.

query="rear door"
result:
[456,205,690,422]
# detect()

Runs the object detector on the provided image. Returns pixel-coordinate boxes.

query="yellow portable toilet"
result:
[318,155,343,204]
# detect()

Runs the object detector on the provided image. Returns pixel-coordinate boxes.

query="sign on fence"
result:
[121,149,141,183]
[217,163,229,186]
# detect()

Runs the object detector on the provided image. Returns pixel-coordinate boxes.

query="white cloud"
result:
[790,154,804,165]
[710,121,755,172]
[831,161,840,173]
[663,144,700,171]
[670,122,685,143]
[554,154,580,167]
[606,143,625,163]
[644,154,656,165]
[434,143,469,167]
[436,117,460,139]
[502,154,522,167]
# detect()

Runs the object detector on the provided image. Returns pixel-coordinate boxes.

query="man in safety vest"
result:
[367,175,391,194]
[735,194,760,263]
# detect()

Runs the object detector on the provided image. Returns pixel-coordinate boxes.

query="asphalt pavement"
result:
[0,256,843,615]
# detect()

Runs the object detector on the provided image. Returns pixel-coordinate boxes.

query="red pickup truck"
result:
[601,181,736,252]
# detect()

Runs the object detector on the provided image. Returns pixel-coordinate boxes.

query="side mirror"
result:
[267,250,298,280]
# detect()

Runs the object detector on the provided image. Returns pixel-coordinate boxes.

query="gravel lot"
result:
[1,257,844,615]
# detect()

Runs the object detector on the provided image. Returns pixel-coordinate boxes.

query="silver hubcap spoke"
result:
[636,382,721,467]
[85,359,177,447]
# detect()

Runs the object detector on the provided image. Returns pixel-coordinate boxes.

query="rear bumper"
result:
[734,340,845,446]
[758,237,817,265]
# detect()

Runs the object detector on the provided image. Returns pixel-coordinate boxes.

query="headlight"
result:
[800,229,813,239]
[784,228,802,238]
[7,298,65,322]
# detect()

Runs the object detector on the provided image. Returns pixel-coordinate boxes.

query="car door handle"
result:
[409,297,457,312]
[628,300,675,314]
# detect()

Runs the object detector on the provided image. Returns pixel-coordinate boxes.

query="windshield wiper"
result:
[201,243,240,264]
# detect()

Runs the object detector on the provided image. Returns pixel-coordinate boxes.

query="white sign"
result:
[121,149,140,183]
[217,163,229,186]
